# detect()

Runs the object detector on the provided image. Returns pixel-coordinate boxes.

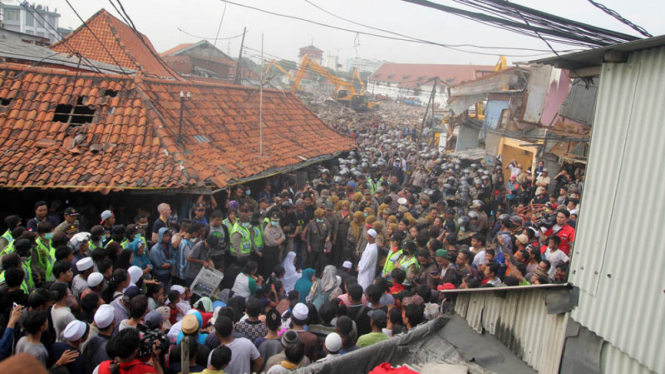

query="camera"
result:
[534,213,555,230]
[136,323,170,359]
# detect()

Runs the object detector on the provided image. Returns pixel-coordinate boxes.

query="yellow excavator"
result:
[265,60,304,91]
[352,69,379,111]
[292,55,369,112]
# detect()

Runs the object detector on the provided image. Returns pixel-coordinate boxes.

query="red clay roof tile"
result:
[50,9,180,80]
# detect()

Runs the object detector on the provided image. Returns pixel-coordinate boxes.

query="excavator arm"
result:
[352,68,366,93]
[292,54,356,96]
[265,60,295,81]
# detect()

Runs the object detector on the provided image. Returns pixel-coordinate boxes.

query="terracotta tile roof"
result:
[140,78,354,187]
[0,63,353,192]
[50,9,180,79]
[159,43,193,58]
[369,63,495,86]
[0,63,186,192]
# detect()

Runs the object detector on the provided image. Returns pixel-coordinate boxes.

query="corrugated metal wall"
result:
[569,46,665,374]
[455,290,569,374]
[601,343,657,374]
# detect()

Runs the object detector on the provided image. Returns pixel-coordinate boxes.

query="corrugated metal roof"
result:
[454,289,569,374]
[569,46,665,374]
[558,78,598,126]
[533,35,665,70]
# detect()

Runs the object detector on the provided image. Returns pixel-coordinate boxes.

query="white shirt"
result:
[544,248,570,278]
[473,249,486,268]
[508,165,521,178]
[357,242,378,290]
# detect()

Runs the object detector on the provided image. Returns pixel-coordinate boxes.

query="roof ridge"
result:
[99,10,145,74]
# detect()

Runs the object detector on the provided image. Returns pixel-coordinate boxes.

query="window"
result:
[193,135,210,143]
[53,97,96,125]
[3,9,20,21]
[25,11,34,26]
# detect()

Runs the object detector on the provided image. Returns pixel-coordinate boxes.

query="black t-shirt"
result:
[347,304,372,337]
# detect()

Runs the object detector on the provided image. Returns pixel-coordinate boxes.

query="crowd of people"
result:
[0,121,583,374]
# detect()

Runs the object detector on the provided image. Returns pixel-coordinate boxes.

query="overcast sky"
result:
[42,0,664,67]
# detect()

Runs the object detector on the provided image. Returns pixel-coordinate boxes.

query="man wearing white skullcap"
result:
[83,304,115,370]
[80,272,105,302]
[51,320,89,374]
[357,229,378,290]
[72,257,94,299]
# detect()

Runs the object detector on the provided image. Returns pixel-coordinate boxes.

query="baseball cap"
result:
[435,249,448,258]
[368,309,387,325]
[516,234,529,245]
[144,310,164,330]
[375,187,384,194]
[123,285,143,300]
[100,210,113,223]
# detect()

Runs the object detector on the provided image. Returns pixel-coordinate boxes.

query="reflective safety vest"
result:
[89,240,103,252]
[382,249,403,277]
[222,218,235,231]
[398,254,420,285]
[34,237,53,273]
[231,224,252,255]
[21,258,34,292]
[0,270,29,294]
[251,226,264,252]
[367,177,377,195]
[0,240,14,257]
[1,230,13,246]
[120,239,129,250]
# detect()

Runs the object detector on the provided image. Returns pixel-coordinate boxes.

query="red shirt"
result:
[390,284,405,294]
[169,306,178,325]
[544,225,576,255]
[97,359,156,374]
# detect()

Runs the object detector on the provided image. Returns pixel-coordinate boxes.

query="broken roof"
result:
[50,9,180,79]
[0,63,353,192]
[369,63,495,86]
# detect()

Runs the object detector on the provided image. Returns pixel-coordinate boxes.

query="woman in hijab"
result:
[306,265,338,310]
[294,268,316,304]
[280,251,301,293]
[129,237,153,277]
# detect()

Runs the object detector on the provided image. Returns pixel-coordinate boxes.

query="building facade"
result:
[0,1,60,44]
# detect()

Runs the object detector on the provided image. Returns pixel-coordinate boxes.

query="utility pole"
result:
[418,78,437,147]
[178,91,190,142]
[234,27,247,86]
[259,33,264,157]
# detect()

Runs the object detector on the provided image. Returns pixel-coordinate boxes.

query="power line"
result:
[302,0,567,53]
[111,0,182,80]
[62,0,132,77]
[177,28,246,41]
[218,0,565,58]
[401,0,639,47]
[212,2,228,48]
[586,0,652,38]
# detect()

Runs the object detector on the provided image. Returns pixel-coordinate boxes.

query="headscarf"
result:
[281,251,301,293]
[295,268,316,303]
[321,265,337,293]
[353,192,363,203]
[194,297,213,313]
[129,236,151,270]
[351,211,365,241]
[128,266,143,285]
